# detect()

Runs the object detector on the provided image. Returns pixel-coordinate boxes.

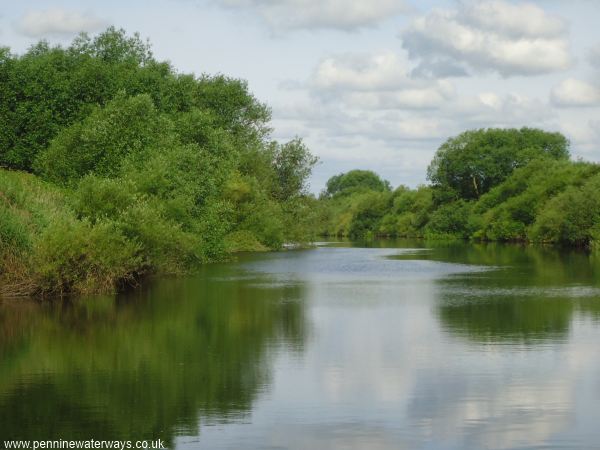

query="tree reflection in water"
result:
[0,264,307,445]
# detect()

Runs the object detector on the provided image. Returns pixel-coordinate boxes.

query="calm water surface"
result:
[1,241,600,449]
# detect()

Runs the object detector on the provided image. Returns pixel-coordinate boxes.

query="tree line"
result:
[317,128,600,250]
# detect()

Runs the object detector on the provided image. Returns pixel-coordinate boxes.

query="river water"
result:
[1,241,600,449]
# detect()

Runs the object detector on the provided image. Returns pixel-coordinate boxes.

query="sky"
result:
[1,0,599,192]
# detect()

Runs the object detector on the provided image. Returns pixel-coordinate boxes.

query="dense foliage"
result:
[0,28,318,297]
[319,128,600,250]
[324,169,391,198]
[427,128,569,200]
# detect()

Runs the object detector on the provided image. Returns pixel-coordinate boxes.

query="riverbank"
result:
[0,168,318,298]
[0,28,319,298]
[316,131,600,250]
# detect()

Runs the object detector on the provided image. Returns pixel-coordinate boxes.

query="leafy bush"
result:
[34,219,142,296]
[530,173,600,247]
[0,171,141,296]
[348,191,392,238]
[425,200,477,239]
[474,159,599,242]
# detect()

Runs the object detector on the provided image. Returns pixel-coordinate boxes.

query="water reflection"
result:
[438,295,574,342]
[0,266,307,445]
[2,243,600,449]
[386,242,600,343]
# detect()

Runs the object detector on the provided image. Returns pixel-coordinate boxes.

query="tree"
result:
[34,94,173,184]
[324,170,391,198]
[69,27,153,64]
[427,128,569,200]
[271,138,318,200]
[0,27,272,172]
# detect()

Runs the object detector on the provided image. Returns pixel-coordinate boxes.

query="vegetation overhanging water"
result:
[0,28,599,298]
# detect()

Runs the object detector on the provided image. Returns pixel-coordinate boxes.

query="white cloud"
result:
[340,89,453,110]
[401,0,571,77]
[312,52,455,110]
[250,1,598,190]
[274,47,562,190]
[16,9,107,38]
[461,1,566,38]
[363,115,444,141]
[551,78,600,107]
[478,92,503,109]
[452,92,556,127]
[215,0,410,31]
[559,120,600,154]
[314,52,411,91]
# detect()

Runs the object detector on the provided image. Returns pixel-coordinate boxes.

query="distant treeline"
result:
[317,128,600,250]
[0,28,319,297]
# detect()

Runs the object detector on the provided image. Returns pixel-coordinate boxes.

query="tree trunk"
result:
[472,175,480,198]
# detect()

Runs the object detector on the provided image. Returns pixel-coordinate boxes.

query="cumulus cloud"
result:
[359,115,445,141]
[314,52,411,91]
[551,78,600,107]
[215,0,410,31]
[16,9,107,37]
[273,46,563,190]
[312,52,455,110]
[401,0,571,77]
[453,92,556,126]
[460,1,566,38]
[287,53,558,137]
[272,88,562,189]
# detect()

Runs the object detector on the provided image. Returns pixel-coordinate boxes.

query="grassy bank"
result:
[0,170,144,296]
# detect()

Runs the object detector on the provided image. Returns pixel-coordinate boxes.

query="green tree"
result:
[271,138,318,200]
[427,128,569,200]
[69,27,153,64]
[324,170,391,198]
[34,94,173,184]
[0,27,272,172]
[348,191,392,238]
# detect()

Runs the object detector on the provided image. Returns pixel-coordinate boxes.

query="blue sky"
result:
[1,0,599,192]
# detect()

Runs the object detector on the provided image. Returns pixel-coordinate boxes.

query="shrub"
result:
[1,28,320,297]
[425,200,476,239]
[530,174,600,247]
[34,219,142,296]
[348,191,391,238]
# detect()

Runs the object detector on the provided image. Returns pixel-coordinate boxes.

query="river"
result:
[1,240,600,449]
